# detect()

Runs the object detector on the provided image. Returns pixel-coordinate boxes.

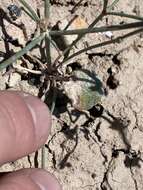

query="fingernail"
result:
[22,93,52,144]
[36,182,48,190]
[31,170,61,190]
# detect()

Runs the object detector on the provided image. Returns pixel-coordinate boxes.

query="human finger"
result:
[0,168,61,190]
[0,91,51,164]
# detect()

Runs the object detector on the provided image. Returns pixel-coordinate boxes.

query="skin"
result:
[0,91,62,190]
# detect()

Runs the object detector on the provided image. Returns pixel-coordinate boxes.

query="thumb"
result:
[0,168,62,190]
[0,90,51,164]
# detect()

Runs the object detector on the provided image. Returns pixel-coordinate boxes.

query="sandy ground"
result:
[0,0,143,189]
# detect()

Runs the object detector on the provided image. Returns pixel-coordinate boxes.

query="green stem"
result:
[41,83,57,169]
[64,0,107,52]
[18,0,40,22]
[53,0,108,65]
[22,7,37,22]
[107,0,120,11]
[50,22,143,36]
[62,28,143,64]
[0,33,45,70]
[45,0,50,18]
[107,11,143,21]
[42,0,51,170]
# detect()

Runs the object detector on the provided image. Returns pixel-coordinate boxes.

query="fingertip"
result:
[0,91,52,164]
[22,94,52,147]
[0,169,62,190]
[30,169,62,190]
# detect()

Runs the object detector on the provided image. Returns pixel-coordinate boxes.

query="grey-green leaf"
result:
[64,69,104,111]
[0,33,45,70]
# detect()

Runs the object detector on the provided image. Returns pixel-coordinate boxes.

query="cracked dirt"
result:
[0,0,143,189]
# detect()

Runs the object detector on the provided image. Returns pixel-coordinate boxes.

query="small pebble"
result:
[104,31,113,38]
[7,4,22,20]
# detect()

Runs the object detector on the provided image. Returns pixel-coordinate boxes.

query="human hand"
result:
[0,91,61,190]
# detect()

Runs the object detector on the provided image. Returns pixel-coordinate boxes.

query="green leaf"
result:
[107,0,120,11]
[45,0,50,19]
[64,69,104,111]
[18,0,40,22]
[0,33,45,70]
